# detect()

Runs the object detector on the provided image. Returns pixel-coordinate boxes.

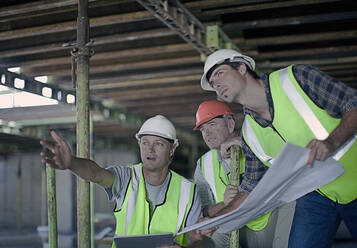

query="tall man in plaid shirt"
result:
[199,49,357,247]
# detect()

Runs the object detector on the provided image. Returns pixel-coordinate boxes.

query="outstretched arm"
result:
[40,131,114,188]
[306,108,357,167]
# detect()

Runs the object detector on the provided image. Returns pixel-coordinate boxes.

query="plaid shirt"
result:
[239,64,357,193]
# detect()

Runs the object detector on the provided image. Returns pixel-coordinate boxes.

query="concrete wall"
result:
[0,153,42,229]
[0,148,138,231]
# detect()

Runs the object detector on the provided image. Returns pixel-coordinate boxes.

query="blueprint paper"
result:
[178,143,344,235]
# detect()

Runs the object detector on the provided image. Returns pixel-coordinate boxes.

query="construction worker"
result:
[199,49,357,247]
[193,100,280,248]
[40,115,203,247]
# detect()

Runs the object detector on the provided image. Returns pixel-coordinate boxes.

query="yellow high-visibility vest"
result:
[113,163,195,247]
[242,65,357,204]
[200,150,271,231]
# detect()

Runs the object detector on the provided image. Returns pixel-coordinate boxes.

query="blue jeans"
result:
[288,191,357,248]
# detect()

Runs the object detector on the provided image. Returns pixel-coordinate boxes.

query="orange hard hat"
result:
[194,100,234,130]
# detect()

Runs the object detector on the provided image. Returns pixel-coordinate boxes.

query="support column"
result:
[76,0,91,247]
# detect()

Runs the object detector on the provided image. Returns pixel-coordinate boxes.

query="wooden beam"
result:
[25,56,201,77]
[117,93,215,108]
[225,11,357,30]
[90,74,201,90]
[201,0,344,15]
[83,68,203,85]
[234,30,357,47]
[10,43,194,69]
[258,57,357,70]
[255,45,357,60]
[0,10,152,40]
[94,84,202,100]
[0,28,177,65]
[0,0,135,20]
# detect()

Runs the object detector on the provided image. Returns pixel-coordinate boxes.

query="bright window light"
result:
[35,76,48,83]
[0,85,58,109]
[8,67,21,74]
[13,91,58,107]
[0,93,14,108]
[66,94,75,104]
[0,85,9,92]
[42,87,52,98]
[1,74,5,84]
[14,78,25,89]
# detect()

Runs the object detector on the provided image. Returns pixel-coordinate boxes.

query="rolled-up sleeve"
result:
[104,165,131,210]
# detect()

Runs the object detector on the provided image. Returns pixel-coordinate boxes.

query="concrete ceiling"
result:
[1,0,357,155]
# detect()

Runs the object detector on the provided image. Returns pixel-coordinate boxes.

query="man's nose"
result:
[149,143,155,152]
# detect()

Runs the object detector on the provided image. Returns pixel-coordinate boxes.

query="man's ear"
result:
[227,118,235,134]
[169,144,177,157]
[238,63,247,75]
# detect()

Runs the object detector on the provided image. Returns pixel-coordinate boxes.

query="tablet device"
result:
[114,232,174,248]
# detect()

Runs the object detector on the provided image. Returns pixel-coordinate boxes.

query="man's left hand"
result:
[306,139,335,167]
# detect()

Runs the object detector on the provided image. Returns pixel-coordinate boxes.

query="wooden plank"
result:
[200,0,342,15]
[11,43,194,69]
[258,57,357,69]
[225,11,357,30]
[90,74,201,90]
[86,68,203,85]
[0,10,152,40]
[25,56,201,77]
[93,84,202,100]
[0,0,135,19]
[0,28,176,62]
[234,30,357,47]
[255,45,357,59]
[117,93,214,108]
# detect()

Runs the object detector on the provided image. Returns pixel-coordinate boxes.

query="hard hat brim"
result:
[200,54,255,92]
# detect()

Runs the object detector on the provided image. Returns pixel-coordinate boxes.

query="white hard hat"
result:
[135,115,179,147]
[201,49,255,91]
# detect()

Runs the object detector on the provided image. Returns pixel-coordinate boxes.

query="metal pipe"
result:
[76,0,91,247]
[16,155,22,231]
[229,146,240,248]
[47,165,58,248]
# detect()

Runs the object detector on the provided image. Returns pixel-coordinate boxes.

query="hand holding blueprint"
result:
[178,143,344,235]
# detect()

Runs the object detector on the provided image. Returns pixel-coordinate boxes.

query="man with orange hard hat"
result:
[193,100,283,248]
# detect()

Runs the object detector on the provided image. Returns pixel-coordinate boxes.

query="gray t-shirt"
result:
[105,164,202,228]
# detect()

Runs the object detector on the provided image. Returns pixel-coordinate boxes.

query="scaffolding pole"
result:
[76,0,91,247]
[47,164,58,248]
[230,146,240,248]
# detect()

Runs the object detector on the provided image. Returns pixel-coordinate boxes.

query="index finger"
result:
[39,139,56,152]
[50,131,65,146]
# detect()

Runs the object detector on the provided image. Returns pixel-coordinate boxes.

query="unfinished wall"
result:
[0,148,138,231]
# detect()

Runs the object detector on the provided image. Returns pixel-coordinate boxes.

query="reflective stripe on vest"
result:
[202,150,219,201]
[200,150,271,231]
[242,120,275,166]
[279,67,357,160]
[125,165,140,234]
[243,65,357,204]
[177,180,192,234]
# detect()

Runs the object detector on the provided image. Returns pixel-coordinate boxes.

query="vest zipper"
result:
[147,202,155,234]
